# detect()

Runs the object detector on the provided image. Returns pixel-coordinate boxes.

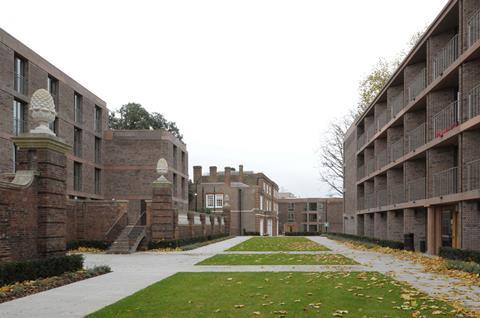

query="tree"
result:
[109,103,183,141]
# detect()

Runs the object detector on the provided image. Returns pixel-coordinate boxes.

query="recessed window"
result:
[173,173,177,196]
[303,213,308,222]
[74,127,82,157]
[206,194,223,209]
[309,213,318,222]
[14,55,27,94]
[48,75,59,134]
[74,93,82,124]
[94,168,101,194]
[309,224,318,232]
[74,162,82,192]
[173,145,178,169]
[12,100,26,135]
[94,106,102,133]
[288,202,295,211]
[287,211,295,222]
[95,137,101,163]
[181,151,186,172]
[181,177,186,198]
[309,202,317,211]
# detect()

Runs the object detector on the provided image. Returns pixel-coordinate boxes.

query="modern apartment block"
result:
[0,28,189,218]
[344,0,480,254]
[191,165,280,236]
[278,194,343,234]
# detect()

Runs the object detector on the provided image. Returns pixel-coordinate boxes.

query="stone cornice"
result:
[12,134,71,154]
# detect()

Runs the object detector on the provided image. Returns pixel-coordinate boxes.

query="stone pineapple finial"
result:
[30,89,56,136]
[155,158,170,184]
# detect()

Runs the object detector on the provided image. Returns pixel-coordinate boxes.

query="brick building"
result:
[278,194,343,234]
[0,28,188,221]
[191,165,280,236]
[343,0,480,254]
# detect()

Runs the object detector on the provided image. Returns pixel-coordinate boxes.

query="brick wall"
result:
[387,210,404,242]
[461,201,480,251]
[374,212,387,239]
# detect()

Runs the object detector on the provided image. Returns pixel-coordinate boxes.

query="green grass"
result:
[88,272,459,318]
[197,253,357,265]
[227,237,329,251]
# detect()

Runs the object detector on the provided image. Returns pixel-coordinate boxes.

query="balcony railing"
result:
[468,84,480,120]
[357,197,364,210]
[14,73,28,95]
[366,159,376,175]
[468,9,480,48]
[376,111,388,131]
[407,123,426,152]
[406,177,426,201]
[432,100,459,139]
[388,183,405,205]
[390,93,405,118]
[465,159,480,191]
[407,68,426,102]
[376,149,387,170]
[357,165,365,180]
[357,133,366,150]
[433,166,458,197]
[433,34,459,79]
[365,193,376,209]
[377,189,388,207]
[390,138,404,162]
[366,123,376,141]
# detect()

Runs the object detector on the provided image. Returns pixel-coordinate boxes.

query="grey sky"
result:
[2,0,448,197]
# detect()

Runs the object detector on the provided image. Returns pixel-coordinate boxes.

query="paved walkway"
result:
[1,236,479,317]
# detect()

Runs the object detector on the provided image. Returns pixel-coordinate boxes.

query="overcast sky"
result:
[3,0,448,197]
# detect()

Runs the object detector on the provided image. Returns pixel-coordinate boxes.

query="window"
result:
[206,194,223,209]
[94,137,101,163]
[260,195,264,210]
[14,55,27,94]
[12,145,17,172]
[287,212,295,222]
[309,224,318,232]
[304,203,308,211]
[302,224,308,232]
[181,177,186,198]
[74,93,82,124]
[181,151,186,172]
[74,127,82,157]
[173,145,177,169]
[303,213,308,222]
[288,202,295,211]
[47,75,58,105]
[94,106,102,133]
[318,202,325,212]
[309,202,317,211]
[74,162,82,191]
[94,168,101,194]
[173,173,177,196]
[13,100,26,135]
[309,213,318,222]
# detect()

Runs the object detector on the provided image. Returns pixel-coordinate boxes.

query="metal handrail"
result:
[407,123,426,152]
[376,149,387,170]
[433,34,459,79]
[432,100,459,139]
[406,177,426,201]
[390,138,404,162]
[376,111,388,131]
[468,84,480,120]
[357,133,366,150]
[366,123,376,141]
[377,189,388,207]
[105,210,128,241]
[465,159,480,191]
[433,166,458,197]
[388,183,405,205]
[390,93,404,118]
[407,68,426,102]
[468,9,480,48]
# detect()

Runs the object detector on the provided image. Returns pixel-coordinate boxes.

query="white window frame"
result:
[260,195,264,210]
[206,193,224,209]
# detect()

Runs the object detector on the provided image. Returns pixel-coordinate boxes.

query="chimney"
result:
[193,166,202,183]
[224,167,231,187]
[209,166,217,182]
[239,164,244,182]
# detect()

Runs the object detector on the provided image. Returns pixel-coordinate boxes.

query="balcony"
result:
[357,133,366,150]
[366,159,376,175]
[406,177,426,201]
[366,123,376,141]
[388,183,405,205]
[377,189,388,207]
[376,111,388,131]
[376,149,387,170]
[407,68,426,102]
[468,84,480,120]
[432,100,459,139]
[390,138,404,162]
[407,123,426,152]
[14,73,28,95]
[357,197,364,210]
[433,34,459,79]
[465,159,480,191]
[365,193,376,209]
[357,165,365,180]
[467,9,480,47]
[433,166,458,197]
[390,93,405,118]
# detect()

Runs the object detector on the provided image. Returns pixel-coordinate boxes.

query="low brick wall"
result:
[65,200,128,243]
[172,212,226,240]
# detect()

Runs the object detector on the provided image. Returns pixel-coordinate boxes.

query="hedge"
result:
[0,254,84,286]
[148,234,228,249]
[285,231,322,236]
[66,240,110,251]
[243,231,260,236]
[439,246,480,264]
[445,260,480,274]
[325,232,404,250]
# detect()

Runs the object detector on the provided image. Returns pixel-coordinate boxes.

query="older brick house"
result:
[343,0,480,254]
[190,165,280,236]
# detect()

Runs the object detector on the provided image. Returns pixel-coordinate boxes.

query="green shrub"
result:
[445,260,480,274]
[243,231,260,236]
[148,234,228,249]
[439,246,480,264]
[325,232,404,250]
[66,240,110,251]
[285,231,322,236]
[0,254,84,286]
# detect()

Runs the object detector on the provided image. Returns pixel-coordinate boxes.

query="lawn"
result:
[88,272,461,318]
[197,253,357,265]
[227,237,329,251]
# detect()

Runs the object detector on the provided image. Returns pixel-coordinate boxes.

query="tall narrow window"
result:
[94,106,102,133]
[48,76,59,134]
[181,151,186,172]
[74,162,82,192]
[74,93,82,124]
[14,55,27,94]
[173,173,177,196]
[173,145,178,169]
[13,100,26,135]
[74,127,82,157]
[181,177,186,198]
[94,168,101,194]
[95,137,101,163]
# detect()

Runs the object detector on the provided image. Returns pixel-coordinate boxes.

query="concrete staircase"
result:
[108,212,146,254]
